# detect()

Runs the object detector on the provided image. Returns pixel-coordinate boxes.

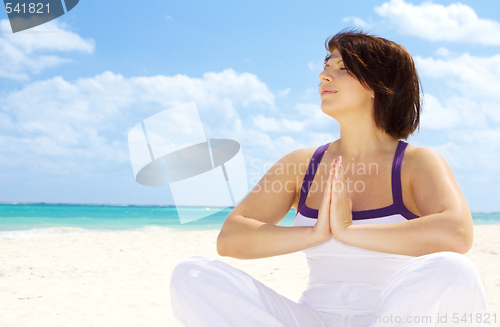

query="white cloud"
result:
[430,129,500,172]
[198,69,275,109]
[375,0,500,45]
[416,52,500,132]
[342,17,373,29]
[251,115,279,131]
[277,88,291,97]
[251,114,306,132]
[295,103,325,121]
[420,94,460,130]
[435,47,452,57]
[415,53,500,106]
[251,102,338,142]
[0,19,95,80]
[420,94,486,130]
[0,69,275,176]
[412,50,500,205]
[308,60,323,71]
[481,101,500,124]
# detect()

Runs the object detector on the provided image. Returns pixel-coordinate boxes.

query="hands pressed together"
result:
[312,156,354,243]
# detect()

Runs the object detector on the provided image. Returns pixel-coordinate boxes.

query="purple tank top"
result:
[297,140,419,220]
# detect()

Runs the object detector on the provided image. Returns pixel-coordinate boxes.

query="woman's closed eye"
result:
[323,64,347,71]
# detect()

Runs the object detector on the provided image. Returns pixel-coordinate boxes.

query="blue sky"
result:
[1,0,499,212]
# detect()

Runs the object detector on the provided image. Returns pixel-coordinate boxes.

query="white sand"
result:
[0,225,498,327]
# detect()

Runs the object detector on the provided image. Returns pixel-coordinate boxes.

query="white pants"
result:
[170,252,489,327]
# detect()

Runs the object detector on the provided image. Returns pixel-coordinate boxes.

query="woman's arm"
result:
[216,149,328,259]
[336,147,473,257]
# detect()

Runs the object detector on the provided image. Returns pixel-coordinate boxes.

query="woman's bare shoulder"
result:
[283,147,317,163]
[403,144,449,172]
[270,147,316,182]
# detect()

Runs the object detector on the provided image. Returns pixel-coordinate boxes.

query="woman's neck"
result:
[335,118,399,161]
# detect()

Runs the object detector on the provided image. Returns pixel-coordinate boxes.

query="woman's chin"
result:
[320,105,339,119]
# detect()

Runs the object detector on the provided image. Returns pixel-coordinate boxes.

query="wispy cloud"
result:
[307,60,323,71]
[276,88,290,97]
[0,19,95,80]
[417,52,500,132]
[375,0,500,45]
[435,47,453,57]
[416,53,500,102]
[342,17,373,29]
[420,94,485,130]
[415,51,500,185]
[251,115,306,132]
[0,69,275,176]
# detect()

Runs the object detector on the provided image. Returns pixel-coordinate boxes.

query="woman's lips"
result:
[321,90,337,96]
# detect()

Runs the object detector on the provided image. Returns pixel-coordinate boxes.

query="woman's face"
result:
[319,49,374,120]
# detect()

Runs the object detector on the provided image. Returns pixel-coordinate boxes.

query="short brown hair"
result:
[325,30,421,139]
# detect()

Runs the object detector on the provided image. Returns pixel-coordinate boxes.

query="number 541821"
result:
[5,3,50,14]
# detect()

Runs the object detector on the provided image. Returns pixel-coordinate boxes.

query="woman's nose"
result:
[319,69,331,82]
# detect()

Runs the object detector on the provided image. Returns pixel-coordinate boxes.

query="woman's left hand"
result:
[329,156,354,240]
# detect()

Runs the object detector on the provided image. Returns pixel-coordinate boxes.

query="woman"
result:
[170,30,489,327]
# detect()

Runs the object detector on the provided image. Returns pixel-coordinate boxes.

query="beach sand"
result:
[0,225,498,327]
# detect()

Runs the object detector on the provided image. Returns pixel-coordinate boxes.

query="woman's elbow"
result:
[452,216,474,254]
[455,225,473,255]
[216,232,228,257]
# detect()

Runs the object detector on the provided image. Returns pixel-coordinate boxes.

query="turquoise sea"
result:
[0,204,499,238]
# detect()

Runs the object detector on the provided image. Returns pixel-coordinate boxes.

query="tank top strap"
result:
[391,140,409,207]
[298,142,331,212]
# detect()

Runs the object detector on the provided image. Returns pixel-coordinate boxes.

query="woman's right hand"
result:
[311,159,335,244]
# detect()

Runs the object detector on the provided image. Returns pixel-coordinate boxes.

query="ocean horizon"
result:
[1,203,499,239]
